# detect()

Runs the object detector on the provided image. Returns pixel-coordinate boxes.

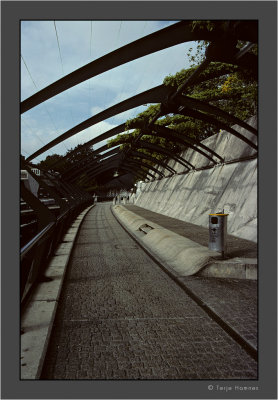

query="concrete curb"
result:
[21,204,95,380]
[112,205,220,276]
[198,257,257,280]
[112,205,257,280]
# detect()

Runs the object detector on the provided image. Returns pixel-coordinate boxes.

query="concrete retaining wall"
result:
[135,116,257,242]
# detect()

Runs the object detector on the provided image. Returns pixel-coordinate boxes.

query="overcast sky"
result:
[21,20,200,164]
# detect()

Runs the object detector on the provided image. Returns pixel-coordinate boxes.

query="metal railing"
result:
[20,165,93,309]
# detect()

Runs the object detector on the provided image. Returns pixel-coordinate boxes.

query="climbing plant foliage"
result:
[108,20,257,178]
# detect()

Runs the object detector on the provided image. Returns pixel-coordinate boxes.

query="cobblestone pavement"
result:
[41,203,257,380]
[180,277,257,350]
[124,204,258,349]
[124,205,257,258]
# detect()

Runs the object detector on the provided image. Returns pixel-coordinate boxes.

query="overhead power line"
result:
[53,20,78,148]
[54,21,65,75]
[90,21,93,59]
[21,52,69,153]
[88,21,93,117]
[21,55,38,90]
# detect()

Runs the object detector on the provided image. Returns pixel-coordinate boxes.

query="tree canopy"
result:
[37,144,99,191]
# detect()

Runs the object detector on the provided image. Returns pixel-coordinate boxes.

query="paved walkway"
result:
[124,204,258,350]
[41,203,257,380]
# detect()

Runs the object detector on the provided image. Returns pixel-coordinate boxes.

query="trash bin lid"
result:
[209,213,229,216]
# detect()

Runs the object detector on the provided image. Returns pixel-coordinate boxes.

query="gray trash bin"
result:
[208,213,229,257]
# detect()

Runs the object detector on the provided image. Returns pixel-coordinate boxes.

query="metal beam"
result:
[21,20,257,113]
[124,140,193,170]
[77,151,164,185]
[176,106,258,150]
[79,152,159,184]
[130,149,176,175]
[173,94,257,136]
[81,159,153,184]
[134,124,222,164]
[66,142,177,183]
[26,85,173,161]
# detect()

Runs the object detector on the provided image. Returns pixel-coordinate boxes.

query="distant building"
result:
[21,169,39,197]
[31,168,41,176]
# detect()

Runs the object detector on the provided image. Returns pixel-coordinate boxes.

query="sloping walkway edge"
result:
[21,204,95,380]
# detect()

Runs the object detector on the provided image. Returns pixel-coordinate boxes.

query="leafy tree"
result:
[37,153,65,172]
[36,144,99,190]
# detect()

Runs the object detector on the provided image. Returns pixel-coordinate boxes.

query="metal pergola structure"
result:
[20,19,258,307]
[22,20,258,192]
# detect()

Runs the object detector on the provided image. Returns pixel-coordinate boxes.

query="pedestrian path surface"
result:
[41,203,257,380]
[123,204,258,350]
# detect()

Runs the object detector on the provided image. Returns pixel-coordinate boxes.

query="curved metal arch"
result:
[79,159,148,184]
[118,163,152,181]
[171,94,257,136]
[21,20,257,114]
[61,138,126,179]
[63,147,121,182]
[205,41,258,77]
[31,63,246,169]
[124,139,193,170]
[82,162,149,184]
[123,158,165,179]
[26,59,257,163]
[65,144,176,183]
[62,145,120,180]
[81,160,155,186]
[61,123,127,164]
[77,153,155,185]
[75,151,165,185]
[83,135,194,172]
[129,149,176,175]
[117,167,149,182]
[73,154,121,184]
[174,105,258,150]
[106,159,157,180]
[27,80,257,162]
[26,85,173,161]
[135,124,221,164]
[58,101,224,180]
[152,124,224,161]
[85,135,192,172]
[88,146,121,164]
